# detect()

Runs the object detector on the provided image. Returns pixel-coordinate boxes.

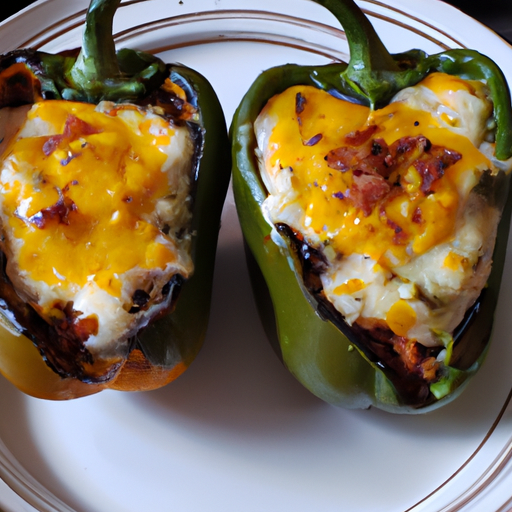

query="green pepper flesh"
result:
[0,0,231,398]
[231,0,512,412]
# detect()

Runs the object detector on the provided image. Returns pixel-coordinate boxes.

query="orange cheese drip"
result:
[263,76,490,268]
[0,100,181,297]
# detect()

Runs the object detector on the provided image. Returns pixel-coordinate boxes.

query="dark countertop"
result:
[445,0,512,43]
[2,0,512,42]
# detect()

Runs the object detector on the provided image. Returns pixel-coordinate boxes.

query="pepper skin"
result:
[0,0,231,399]
[231,0,512,412]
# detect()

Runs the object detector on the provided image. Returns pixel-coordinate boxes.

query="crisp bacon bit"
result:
[349,170,391,217]
[303,133,323,146]
[386,218,409,244]
[387,219,402,234]
[23,189,77,228]
[64,114,100,138]
[73,316,100,342]
[325,146,360,172]
[393,337,440,383]
[42,137,61,156]
[389,136,430,169]
[344,125,379,146]
[326,137,393,177]
[43,114,101,157]
[414,147,461,193]
[389,135,461,193]
[325,133,461,217]
[412,207,423,224]
[51,301,99,343]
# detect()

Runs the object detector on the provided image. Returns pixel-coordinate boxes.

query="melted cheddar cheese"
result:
[256,72,510,349]
[0,99,194,356]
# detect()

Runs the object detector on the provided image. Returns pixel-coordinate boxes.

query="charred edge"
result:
[0,250,110,382]
[132,274,185,357]
[0,50,43,107]
[128,274,184,316]
[146,274,185,325]
[168,67,204,195]
[275,222,481,408]
[138,65,190,127]
[128,289,151,314]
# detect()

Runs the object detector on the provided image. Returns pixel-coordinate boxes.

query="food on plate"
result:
[231,0,512,412]
[0,0,230,399]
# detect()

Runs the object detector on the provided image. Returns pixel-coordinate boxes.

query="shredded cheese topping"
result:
[0,98,194,354]
[256,73,509,351]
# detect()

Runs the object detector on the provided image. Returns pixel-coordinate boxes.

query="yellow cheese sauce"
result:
[260,77,490,268]
[257,73,502,348]
[0,100,193,301]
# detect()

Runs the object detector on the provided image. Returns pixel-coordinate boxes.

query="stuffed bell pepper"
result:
[0,0,230,399]
[231,0,512,412]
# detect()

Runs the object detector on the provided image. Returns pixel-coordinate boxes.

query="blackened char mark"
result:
[275,222,439,409]
[0,49,42,107]
[275,223,326,294]
[0,251,121,383]
[149,274,185,323]
[129,289,151,314]
[127,274,184,316]
[18,193,77,229]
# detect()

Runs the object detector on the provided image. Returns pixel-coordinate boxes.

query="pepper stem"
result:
[63,0,166,103]
[312,0,427,107]
[315,0,399,74]
[71,0,122,85]
[313,0,512,160]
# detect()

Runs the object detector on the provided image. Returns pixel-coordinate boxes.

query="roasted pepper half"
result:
[0,0,230,399]
[231,0,512,412]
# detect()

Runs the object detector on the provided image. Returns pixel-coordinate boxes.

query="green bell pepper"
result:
[0,0,230,399]
[231,0,512,412]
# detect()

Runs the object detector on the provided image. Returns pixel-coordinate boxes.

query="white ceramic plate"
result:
[1,1,512,511]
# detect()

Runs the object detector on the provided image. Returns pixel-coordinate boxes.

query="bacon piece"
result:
[344,125,379,146]
[325,145,363,172]
[349,169,391,217]
[393,336,440,383]
[43,114,101,156]
[50,302,98,343]
[386,218,408,244]
[389,136,461,193]
[414,146,461,193]
[326,137,393,177]
[412,207,422,224]
[325,132,461,219]
[18,188,77,229]
[389,135,431,170]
